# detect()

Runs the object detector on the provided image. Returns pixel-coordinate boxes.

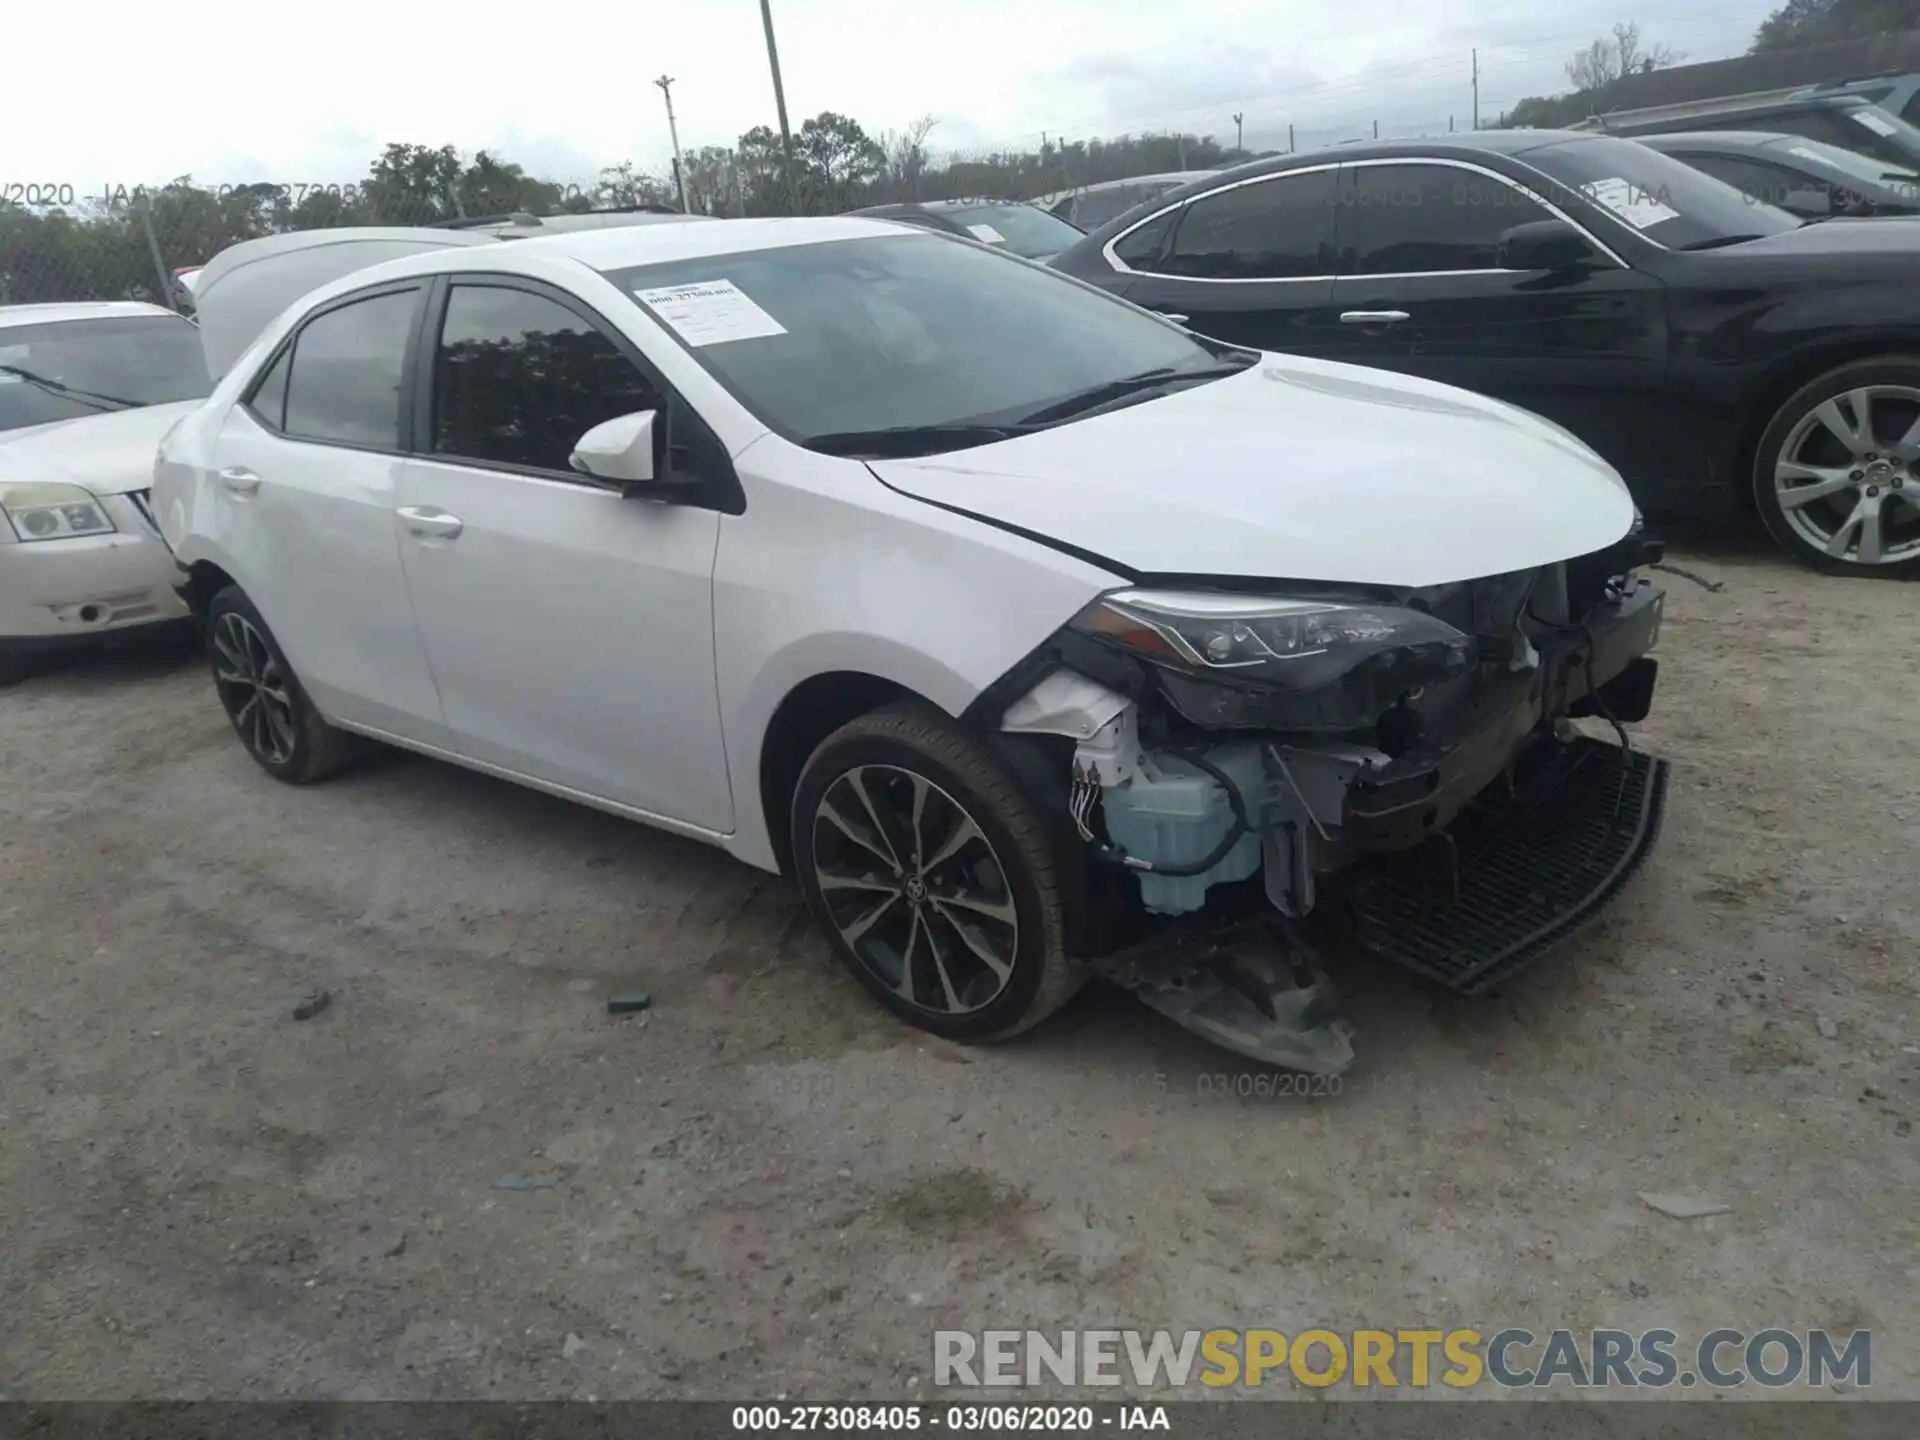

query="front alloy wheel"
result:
[791,702,1085,1042]
[812,764,1021,1017]
[1759,362,1920,574]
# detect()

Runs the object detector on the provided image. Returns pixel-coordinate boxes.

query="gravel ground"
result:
[1,540,1915,1403]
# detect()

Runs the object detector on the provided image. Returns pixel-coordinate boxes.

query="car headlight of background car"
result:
[1069,586,1475,732]
[0,482,117,542]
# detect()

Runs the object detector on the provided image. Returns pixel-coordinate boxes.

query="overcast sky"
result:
[16,0,1783,191]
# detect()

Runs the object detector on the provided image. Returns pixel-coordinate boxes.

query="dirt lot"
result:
[1,540,1916,1403]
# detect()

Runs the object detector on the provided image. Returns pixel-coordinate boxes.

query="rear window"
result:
[0,314,210,433]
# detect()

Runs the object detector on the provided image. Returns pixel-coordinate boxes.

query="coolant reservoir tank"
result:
[1100,743,1265,915]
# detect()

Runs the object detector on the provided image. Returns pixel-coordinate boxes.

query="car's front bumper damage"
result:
[993,557,1672,1075]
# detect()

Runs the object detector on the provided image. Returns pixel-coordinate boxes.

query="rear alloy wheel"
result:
[206,586,354,783]
[791,703,1085,1043]
[1756,360,1920,575]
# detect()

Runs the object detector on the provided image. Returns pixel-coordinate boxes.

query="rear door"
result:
[1105,165,1347,355]
[1323,159,1672,483]
[207,282,449,743]
[391,276,733,832]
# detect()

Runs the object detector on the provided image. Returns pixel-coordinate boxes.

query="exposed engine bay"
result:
[988,524,1672,1075]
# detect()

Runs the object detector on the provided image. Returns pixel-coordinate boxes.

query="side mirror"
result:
[569,410,659,492]
[1498,218,1596,273]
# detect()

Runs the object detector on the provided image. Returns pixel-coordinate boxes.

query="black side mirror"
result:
[1498,218,1596,273]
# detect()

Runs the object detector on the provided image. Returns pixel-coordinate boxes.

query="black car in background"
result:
[1049,129,1920,575]
[1572,91,1920,177]
[1641,131,1920,220]
[849,199,1085,262]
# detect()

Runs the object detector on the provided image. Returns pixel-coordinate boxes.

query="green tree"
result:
[361,143,463,224]
[1753,0,1920,50]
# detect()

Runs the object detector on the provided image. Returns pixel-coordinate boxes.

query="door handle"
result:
[397,506,464,540]
[1339,310,1411,326]
[218,466,260,495]
[1158,311,1191,325]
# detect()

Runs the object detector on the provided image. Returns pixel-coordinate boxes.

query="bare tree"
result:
[878,115,940,202]
[1566,22,1682,92]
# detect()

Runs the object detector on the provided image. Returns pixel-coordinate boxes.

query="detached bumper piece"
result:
[1093,915,1357,1076]
[1344,735,1670,996]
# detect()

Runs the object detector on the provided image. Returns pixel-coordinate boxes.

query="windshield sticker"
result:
[1854,109,1899,137]
[965,223,1007,243]
[632,279,787,347]
[1582,177,1681,230]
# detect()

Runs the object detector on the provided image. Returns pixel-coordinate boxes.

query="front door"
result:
[1101,165,1350,358]
[393,278,734,833]
[1323,160,1673,490]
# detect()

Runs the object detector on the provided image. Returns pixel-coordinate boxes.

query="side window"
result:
[1157,170,1338,280]
[282,289,418,448]
[1689,153,1820,216]
[432,284,663,474]
[1078,186,1147,230]
[1112,209,1178,267]
[245,345,292,430]
[1902,92,1920,125]
[1343,164,1553,276]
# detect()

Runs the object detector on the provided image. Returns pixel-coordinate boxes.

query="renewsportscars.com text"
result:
[934,1327,1871,1390]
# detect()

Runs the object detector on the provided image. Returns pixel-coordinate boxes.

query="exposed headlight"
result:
[1072,588,1472,677]
[1069,587,1480,734]
[0,482,116,543]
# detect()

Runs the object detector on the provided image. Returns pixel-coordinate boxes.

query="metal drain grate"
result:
[1346,737,1670,996]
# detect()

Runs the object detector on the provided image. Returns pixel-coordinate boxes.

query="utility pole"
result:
[1233,111,1244,153]
[1472,48,1480,131]
[654,75,691,214]
[758,0,798,210]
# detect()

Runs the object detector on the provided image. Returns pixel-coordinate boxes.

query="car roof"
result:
[1178,129,1621,180]
[194,216,921,380]
[1638,130,1811,150]
[0,300,181,329]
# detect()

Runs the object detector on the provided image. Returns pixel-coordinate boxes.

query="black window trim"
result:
[240,279,429,454]
[1101,156,1629,282]
[410,271,745,516]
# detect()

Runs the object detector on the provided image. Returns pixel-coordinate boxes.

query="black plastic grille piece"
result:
[1346,737,1670,995]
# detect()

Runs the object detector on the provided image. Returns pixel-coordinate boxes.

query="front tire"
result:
[206,586,353,783]
[791,702,1086,1043]
[1754,358,1920,576]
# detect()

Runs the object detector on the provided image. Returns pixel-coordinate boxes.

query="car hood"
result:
[0,399,202,494]
[868,356,1636,588]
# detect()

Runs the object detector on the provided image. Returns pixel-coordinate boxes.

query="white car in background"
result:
[152,216,1670,1073]
[0,301,212,681]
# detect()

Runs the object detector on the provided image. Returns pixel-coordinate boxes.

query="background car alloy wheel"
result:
[811,764,1020,1017]
[1760,361,1920,574]
[791,702,1085,1043]
[212,612,298,767]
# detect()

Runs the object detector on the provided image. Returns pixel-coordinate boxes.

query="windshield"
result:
[604,233,1237,451]
[0,314,211,433]
[935,202,1084,259]
[1520,136,1801,247]
[1773,136,1920,190]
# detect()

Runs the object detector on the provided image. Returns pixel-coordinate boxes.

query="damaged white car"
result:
[153,216,1670,1072]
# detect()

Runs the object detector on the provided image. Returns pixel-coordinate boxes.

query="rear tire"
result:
[205,586,354,784]
[1753,357,1920,576]
[790,701,1087,1043]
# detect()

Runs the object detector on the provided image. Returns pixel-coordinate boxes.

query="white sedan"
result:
[154,216,1670,1070]
[0,301,212,681]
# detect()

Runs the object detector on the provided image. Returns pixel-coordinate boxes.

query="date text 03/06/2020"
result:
[731,1405,1169,1431]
